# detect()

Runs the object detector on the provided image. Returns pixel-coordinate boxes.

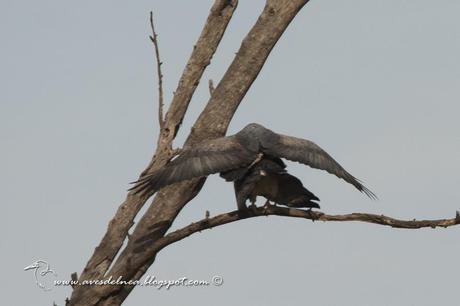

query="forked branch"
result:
[68,2,238,305]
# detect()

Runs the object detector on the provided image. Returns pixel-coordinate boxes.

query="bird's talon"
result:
[307,208,321,221]
[249,203,258,213]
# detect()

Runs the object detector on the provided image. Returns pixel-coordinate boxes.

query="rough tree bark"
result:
[65,1,459,305]
[67,1,312,305]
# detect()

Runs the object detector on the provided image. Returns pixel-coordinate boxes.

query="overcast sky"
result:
[2,1,459,305]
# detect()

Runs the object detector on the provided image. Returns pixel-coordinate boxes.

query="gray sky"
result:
[2,1,459,305]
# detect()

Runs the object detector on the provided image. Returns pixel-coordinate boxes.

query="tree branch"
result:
[68,1,239,305]
[69,0,315,304]
[134,207,460,258]
[149,11,164,130]
[87,2,311,305]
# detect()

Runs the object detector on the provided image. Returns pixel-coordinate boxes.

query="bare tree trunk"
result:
[67,1,310,305]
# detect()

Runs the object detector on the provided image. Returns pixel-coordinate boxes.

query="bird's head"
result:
[237,123,277,152]
[241,123,266,134]
[24,260,48,271]
[24,262,40,271]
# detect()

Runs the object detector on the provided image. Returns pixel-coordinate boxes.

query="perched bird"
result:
[130,123,376,208]
[222,156,320,210]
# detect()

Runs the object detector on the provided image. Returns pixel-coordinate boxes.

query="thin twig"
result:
[208,79,215,95]
[70,272,78,289]
[136,206,460,255]
[149,11,164,129]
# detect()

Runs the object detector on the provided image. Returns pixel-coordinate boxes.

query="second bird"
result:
[221,156,320,210]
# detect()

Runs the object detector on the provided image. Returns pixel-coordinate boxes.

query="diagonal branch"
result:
[149,11,164,130]
[135,207,460,258]
[91,3,312,305]
[68,1,238,305]
[69,1,312,305]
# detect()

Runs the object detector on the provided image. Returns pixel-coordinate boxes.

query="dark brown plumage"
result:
[226,157,320,210]
[251,172,320,208]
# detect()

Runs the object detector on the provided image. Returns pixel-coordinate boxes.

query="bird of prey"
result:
[130,123,376,208]
[221,156,321,210]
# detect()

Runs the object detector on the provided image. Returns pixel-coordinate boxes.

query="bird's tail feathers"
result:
[288,197,321,209]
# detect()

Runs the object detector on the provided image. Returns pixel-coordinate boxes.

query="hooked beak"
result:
[24,264,37,271]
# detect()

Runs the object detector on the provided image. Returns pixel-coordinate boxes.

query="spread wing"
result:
[130,136,256,197]
[262,134,377,199]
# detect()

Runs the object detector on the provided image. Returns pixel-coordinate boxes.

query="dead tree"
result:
[66,1,460,305]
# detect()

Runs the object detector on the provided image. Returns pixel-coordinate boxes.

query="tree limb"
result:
[135,206,460,281]
[131,207,460,259]
[156,207,460,251]
[90,2,311,305]
[68,1,238,305]
[71,204,460,306]
[69,0,322,305]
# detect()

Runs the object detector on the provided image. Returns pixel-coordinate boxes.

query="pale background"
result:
[1,1,459,305]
